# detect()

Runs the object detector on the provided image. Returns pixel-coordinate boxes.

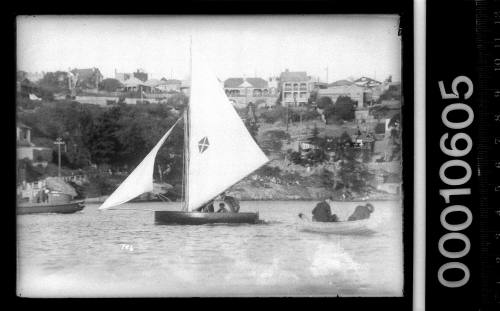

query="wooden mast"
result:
[182,36,192,212]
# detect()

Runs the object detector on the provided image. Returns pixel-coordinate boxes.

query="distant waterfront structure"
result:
[16,123,52,167]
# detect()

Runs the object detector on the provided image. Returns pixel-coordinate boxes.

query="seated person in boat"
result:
[348,203,374,221]
[193,200,215,213]
[220,192,240,213]
[216,202,229,213]
[202,201,215,213]
[312,197,339,222]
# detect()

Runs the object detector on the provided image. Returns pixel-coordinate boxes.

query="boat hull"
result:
[154,211,259,225]
[17,201,85,215]
[298,215,374,235]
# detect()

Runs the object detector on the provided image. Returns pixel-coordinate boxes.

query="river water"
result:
[17,200,404,297]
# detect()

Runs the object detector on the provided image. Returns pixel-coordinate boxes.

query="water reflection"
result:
[17,200,403,297]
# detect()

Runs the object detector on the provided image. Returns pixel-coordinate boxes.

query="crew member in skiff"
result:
[348,203,374,221]
[202,200,215,213]
[216,202,229,213]
[312,196,339,222]
[220,192,240,213]
[193,200,215,212]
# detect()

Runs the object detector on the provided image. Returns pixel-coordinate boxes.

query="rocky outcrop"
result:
[45,177,77,197]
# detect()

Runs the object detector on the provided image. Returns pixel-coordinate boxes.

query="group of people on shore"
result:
[193,192,240,213]
[310,196,374,222]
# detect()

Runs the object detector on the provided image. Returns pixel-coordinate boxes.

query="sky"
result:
[17,15,401,83]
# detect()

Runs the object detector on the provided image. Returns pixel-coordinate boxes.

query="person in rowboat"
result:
[347,203,374,221]
[311,196,339,222]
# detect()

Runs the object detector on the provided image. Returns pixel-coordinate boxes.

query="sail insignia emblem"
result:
[198,137,209,153]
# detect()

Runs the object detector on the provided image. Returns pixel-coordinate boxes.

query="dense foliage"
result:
[98,78,123,92]
[17,100,184,183]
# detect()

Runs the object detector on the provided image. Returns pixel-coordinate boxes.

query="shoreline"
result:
[83,193,402,204]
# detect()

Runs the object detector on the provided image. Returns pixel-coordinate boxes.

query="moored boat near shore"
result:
[17,201,85,215]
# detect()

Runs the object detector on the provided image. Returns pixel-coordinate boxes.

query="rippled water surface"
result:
[17,200,403,297]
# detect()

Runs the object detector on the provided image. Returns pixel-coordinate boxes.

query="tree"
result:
[389,112,401,128]
[308,89,319,105]
[167,92,189,109]
[315,96,334,123]
[99,78,123,92]
[308,123,321,146]
[85,106,123,165]
[38,71,70,94]
[244,119,259,143]
[336,149,371,193]
[334,96,356,121]
[370,104,391,122]
[320,168,335,189]
[316,96,334,110]
[377,83,401,104]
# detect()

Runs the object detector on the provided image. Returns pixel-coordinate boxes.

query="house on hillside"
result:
[318,80,366,108]
[268,77,280,96]
[143,79,163,93]
[280,69,312,106]
[16,123,52,167]
[121,76,146,92]
[158,78,182,92]
[71,68,103,90]
[224,77,270,97]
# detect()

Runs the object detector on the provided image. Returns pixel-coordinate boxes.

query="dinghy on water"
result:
[297,213,375,235]
[99,44,269,225]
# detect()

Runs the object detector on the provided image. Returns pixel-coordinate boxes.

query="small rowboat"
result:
[297,213,375,235]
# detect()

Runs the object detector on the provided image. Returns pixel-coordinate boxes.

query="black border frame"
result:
[10,1,414,309]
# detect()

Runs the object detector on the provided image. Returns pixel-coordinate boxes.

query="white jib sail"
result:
[186,54,269,211]
[99,118,180,210]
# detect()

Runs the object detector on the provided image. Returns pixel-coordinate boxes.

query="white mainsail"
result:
[186,54,269,211]
[99,119,180,210]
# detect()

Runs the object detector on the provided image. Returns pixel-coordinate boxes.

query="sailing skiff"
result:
[99,49,269,225]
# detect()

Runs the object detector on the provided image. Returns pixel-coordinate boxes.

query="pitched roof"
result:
[144,79,162,87]
[353,76,381,87]
[17,122,31,129]
[279,70,308,82]
[245,77,268,88]
[123,77,146,87]
[328,79,353,87]
[224,78,244,88]
[162,79,182,85]
[224,77,268,88]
